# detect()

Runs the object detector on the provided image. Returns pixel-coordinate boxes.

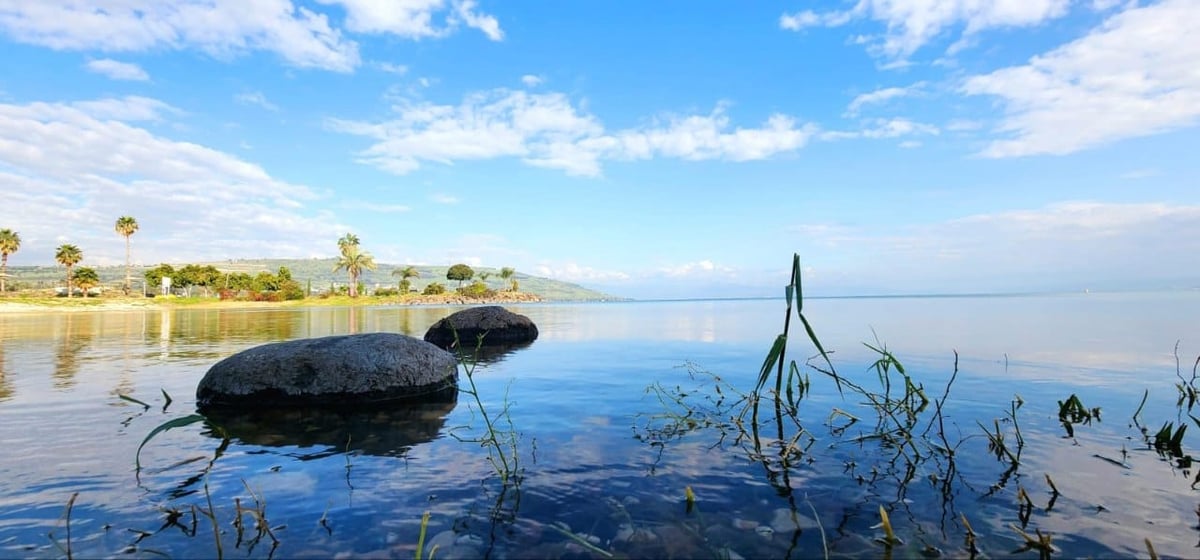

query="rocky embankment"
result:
[396,291,542,306]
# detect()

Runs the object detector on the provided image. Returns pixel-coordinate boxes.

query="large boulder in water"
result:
[423,306,539,349]
[196,333,458,409]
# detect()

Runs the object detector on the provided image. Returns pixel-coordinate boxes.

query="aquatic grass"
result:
[444,327,526,524]
[48,492,78,560]
[1057,394,1100,438]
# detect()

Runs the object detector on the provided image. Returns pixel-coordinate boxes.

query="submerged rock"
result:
[423,306,539,349]
[196,333,458,409]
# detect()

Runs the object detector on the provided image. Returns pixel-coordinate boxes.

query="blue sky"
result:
[0,1,1196,298]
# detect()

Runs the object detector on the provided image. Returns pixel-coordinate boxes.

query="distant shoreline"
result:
[0,291,546,314]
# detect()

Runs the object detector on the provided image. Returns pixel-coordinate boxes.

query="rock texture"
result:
[196,333,458,409]
[423,306,539,349]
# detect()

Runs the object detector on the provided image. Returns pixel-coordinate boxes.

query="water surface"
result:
[1,292,1198,558]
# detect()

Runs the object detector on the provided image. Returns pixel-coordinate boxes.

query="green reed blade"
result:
[119,394,151,410]
[136,414,207,470]
[799,313,838,392]
[756,335,786,394]
[792,254,804,314]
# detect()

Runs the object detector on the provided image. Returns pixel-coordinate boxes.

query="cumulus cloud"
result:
[0,96,342,266]
[534,262,631,283]
[329,90,818,177]
[84,58,149,81]
[520,74,543,87]
[780,0,1070,62]
[962,0,1200,157]
[0,0,505,72]
[314,0,502,40]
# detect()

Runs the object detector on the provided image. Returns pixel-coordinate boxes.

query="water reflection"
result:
[0,341,10,401]
[200,399,458,459]
[52,313,92,388]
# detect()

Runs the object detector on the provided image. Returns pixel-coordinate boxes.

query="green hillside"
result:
[3,258,625,301]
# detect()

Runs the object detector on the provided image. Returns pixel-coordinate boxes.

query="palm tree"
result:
[391,265,419,293]
[115,216,139,294]
[499,267,516,292]
[337,233,360,255]
[0,228,19,294]
[72,267,100,297]
[333,245,376,297]
[55,244,83,298]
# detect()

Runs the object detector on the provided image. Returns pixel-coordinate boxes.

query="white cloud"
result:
[0,96,342,266]
[657,260,736,278]
[453,0,503,41]
[429,193,459,204]
[781,0,1070,62]
[235,91,280,112]
[374,62,409,74]
[84,58,149,81]
[963,0,1200,157]
[329,89,819,177]
[820,117,939,141]
[789,200,1200,291]
[0,0,360,72]
[69,96,180,121]
[534,262,631,283]
[944,118,983,132]
[520,74,543,87]
[845,82,925,115]
[315,0,502,41]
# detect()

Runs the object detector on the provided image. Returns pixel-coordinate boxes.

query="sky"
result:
[0,0,1197,299]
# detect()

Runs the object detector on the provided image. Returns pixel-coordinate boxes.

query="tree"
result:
[423,282,446,295]
[479,271,492,286]
[178,264,221,297]
[115,216,138,294]
[391,265,419,293]
[446,263,475,288]
[55,244,83,298]
[337,233,360,255]
[72,267,100,297]
[500,266,517,292]
[224,272,254,292]
[333,245,377,297]
[0,228,19,294]
[144,263,176,294]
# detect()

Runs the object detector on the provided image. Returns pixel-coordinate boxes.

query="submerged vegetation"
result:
[21,253,1200,558]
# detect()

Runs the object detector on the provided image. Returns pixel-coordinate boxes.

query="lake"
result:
[1,292,1198,558]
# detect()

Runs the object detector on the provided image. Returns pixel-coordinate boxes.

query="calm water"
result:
[1,293,1198,558]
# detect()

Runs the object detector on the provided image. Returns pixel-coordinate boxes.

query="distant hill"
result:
[3,258,625,302]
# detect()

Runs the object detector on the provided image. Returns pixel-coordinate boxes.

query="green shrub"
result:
[374,287,399,297]
[279,280,306,301]
[459,281,494,298]
[423,282,446,295]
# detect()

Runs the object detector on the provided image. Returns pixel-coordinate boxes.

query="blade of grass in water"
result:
[136,414,207,470]
[119,394,151,410]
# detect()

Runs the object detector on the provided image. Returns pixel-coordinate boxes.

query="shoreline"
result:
[0,291,546,314]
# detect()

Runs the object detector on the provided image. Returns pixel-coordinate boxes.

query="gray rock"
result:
[423,306,538,349]
[196,333,458,408]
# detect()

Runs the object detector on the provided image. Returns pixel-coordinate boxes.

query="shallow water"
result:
[0,293,1198,558]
